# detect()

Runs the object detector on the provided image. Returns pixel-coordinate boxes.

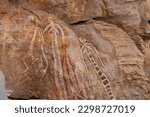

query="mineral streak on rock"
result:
[0,0,150,99]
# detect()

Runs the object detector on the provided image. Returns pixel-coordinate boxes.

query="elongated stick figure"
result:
[43,16,67,99]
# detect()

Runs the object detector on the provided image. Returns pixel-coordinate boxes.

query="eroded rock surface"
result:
[0,70,8,99]
[0,0,150,99]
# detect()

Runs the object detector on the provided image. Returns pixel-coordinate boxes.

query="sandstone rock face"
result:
[0,0,150,99]
[0,70,8,99]
[72,21,149,99]
[21,0,107,23]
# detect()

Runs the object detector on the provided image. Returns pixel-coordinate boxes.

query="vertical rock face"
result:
[15,0,108,23]
[0,7,91,99]
[0,0,150,99]
[0,70,8,99]
[72,21,149,99]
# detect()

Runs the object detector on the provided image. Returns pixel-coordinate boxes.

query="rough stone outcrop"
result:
[0,0,150,99]
[0,70,8,99]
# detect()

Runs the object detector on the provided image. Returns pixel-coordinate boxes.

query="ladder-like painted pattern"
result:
[80,42,116,100]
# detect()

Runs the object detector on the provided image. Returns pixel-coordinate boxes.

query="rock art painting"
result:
[0,0,150,99]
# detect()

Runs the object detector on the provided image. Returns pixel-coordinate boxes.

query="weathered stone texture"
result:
[0,0,150,99]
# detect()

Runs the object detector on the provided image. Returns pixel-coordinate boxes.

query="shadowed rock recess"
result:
[0,0,150,99]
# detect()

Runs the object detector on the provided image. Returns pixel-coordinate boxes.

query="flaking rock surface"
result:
[0,0,150,99]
